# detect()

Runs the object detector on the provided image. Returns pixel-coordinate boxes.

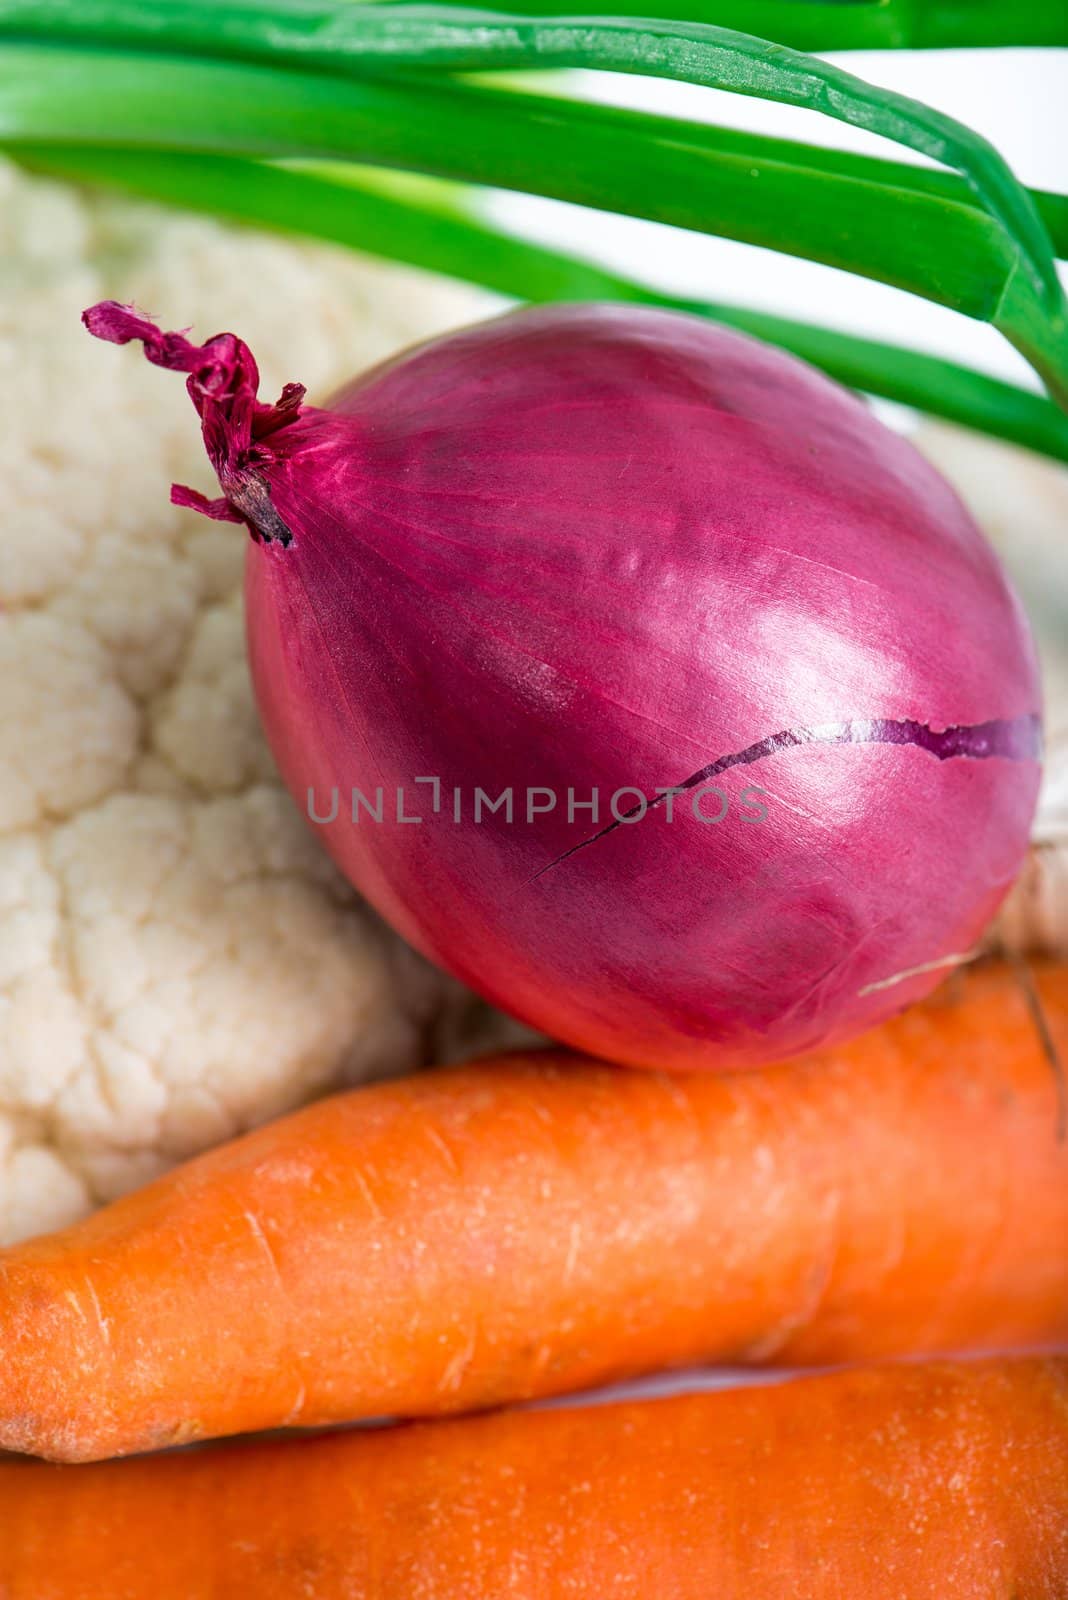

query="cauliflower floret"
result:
[0,158,527,1244]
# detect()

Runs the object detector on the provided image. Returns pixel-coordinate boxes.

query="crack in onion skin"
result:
[85,301,1043,1070]
[535,713,1044,877]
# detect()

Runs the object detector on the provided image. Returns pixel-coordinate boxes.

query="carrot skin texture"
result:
[1,1359,1066,1599]
[1,960,1066,1463]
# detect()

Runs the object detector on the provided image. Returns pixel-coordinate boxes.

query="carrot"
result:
[1,959,1066,1465]
[1,1357,1065,1598]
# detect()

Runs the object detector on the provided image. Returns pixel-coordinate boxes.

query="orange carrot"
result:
[1,959,1066,1464]
[1,1358,1065,1598]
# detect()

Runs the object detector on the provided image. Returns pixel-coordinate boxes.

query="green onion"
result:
[19,142,1068,464]
[5,0,1067,53]
[0,3,1057,297]
[440,0,1068,49]
[3,0,1065,425]
[1,0,1065,404]
[3,38,1067,404]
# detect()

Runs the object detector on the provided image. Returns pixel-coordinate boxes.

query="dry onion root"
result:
[988,736,1068,957]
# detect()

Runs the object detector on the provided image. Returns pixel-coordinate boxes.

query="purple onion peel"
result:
[84,300,1043,1070]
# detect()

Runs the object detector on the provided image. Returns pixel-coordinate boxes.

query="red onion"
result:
[84,300,1042,1070]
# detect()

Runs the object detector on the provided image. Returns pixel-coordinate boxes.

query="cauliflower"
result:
[0,158,524,1245]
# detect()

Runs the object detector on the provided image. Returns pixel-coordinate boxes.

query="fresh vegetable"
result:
[8,0,1068,62]
[3,162,1061,1249]
[2,958,1064,1464]
[0,157,515,1248]
[16,145,1068,465]
[0,1358,1065,1597]
[7,0,1068,411]
[85,299,1042,1069]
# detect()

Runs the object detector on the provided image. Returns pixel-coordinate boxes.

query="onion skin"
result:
[85,301,1042,1070]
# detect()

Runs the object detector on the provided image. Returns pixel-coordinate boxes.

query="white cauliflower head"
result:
[0,158,526,1244]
